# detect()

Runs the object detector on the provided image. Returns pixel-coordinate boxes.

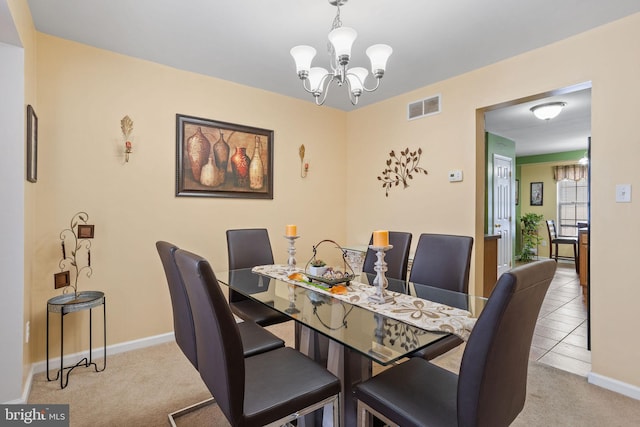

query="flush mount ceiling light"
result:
[290,0,392,106]
[530,102,567,120]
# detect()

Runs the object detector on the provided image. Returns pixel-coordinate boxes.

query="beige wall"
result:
[30,34,349,361]
[345,14,640,388]
[17,7,640,395]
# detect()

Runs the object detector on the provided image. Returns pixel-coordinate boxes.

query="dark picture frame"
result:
[77,224,95,239]
[54,271,70,289]
[26,105,38,183]
[530,181,543,206]
[176,114,274,199]
[515,179,520,206]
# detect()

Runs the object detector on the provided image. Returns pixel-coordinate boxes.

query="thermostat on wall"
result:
[448,170,463,182]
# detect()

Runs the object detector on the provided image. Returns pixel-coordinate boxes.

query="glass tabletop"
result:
[216,269,486,365]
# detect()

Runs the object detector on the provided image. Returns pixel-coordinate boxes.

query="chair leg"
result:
[357,400,399,427]
[168,397,216,427]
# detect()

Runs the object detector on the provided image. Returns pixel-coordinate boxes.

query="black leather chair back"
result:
[409,233,474,293]
[175,249,245,424]
[362,231,412,283]
[227,228,275,303]
[227,228,275,269]
[458,259,556,426]
[155,241,198,369]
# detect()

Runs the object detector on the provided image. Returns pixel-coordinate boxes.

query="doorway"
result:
[479,83,592,373]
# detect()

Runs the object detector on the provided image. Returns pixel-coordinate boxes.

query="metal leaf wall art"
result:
[377,148,428,197]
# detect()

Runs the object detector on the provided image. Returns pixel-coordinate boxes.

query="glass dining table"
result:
[216,268,487,426]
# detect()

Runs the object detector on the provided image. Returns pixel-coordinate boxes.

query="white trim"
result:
[588,372,640,401]
[31,332,175,375]
[11,333,175,404]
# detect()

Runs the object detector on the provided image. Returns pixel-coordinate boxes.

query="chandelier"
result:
[290,0,392,106]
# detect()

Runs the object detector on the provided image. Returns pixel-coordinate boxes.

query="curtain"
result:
[553,164,588,182]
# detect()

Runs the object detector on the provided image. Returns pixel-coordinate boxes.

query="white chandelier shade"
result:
[290,0,392,106]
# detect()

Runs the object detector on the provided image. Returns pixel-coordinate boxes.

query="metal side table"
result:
[46,291,106,389]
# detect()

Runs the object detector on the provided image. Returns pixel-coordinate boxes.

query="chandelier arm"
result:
[315,75,338,106]
[344,74,361,106]
[361,76,382,93]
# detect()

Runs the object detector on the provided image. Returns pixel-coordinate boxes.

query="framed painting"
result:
[27,105,38,183]
[530,181,543,206]
[176,114,274,199]
[515,179,520,206]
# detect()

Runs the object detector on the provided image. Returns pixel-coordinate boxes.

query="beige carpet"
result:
[28,322,640,426]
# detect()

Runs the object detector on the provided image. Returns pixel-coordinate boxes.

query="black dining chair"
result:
[546,219,579,273]
[155,241,285,425]
[407,233,474,360]
[175,248,341,426]
[355,259,556,427]
[362,231,412,292]
[226,228,290,326]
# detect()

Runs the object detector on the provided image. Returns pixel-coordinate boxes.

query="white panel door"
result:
[493,154,513,277]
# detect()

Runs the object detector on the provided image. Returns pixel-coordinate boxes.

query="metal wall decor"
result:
[121,115,134,163]
[56,211,95,295]
[176,114,274,199]
[377,147,428,197]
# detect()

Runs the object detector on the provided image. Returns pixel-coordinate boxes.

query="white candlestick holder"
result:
[368,244,394,303]
[285,235,300,271]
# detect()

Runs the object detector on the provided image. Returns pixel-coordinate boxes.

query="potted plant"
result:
[308,259,327,276]
[520,212,544,262]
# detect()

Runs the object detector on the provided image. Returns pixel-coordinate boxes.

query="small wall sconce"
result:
[121,115,134,163]
[299,144,309,178]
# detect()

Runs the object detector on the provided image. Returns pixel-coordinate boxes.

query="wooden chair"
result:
[355,260,556,427]
[546,219,578,272]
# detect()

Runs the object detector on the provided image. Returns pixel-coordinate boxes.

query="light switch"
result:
[448,170,463,182]
[615,184,631,203]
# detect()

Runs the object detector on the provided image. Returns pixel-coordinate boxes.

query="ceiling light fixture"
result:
[290,0,392,106]
[530,102,567,120]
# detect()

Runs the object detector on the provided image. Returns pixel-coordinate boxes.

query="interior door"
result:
[493,154,513,277]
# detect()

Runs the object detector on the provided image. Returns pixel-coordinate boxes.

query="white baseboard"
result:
[31,332,175,375]
[13,332,177,404]
[588,372,640,400]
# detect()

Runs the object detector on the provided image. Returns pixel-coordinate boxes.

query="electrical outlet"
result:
[25,321,30,343]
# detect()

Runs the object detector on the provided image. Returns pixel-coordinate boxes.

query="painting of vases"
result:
[176,114,273,199]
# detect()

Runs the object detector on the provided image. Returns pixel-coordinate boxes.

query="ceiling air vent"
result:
[407,94,441,121]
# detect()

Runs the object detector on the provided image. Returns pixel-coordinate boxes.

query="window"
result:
[557,179,588,237]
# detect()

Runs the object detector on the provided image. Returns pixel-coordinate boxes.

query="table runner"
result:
[251,265,476,340]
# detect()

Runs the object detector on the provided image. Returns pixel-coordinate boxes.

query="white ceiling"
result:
[24,0,637,154]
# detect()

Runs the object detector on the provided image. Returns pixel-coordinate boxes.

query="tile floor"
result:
[530,261,591,377]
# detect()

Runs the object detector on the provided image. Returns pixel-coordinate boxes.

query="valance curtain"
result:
[553,164,588,182]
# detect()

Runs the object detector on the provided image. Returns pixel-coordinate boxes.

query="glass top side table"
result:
[46,290,106,389]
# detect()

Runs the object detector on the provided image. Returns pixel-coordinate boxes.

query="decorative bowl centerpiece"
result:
[304,239,356,286]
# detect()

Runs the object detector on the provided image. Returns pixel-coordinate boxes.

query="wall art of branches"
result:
[377,148,428,197]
